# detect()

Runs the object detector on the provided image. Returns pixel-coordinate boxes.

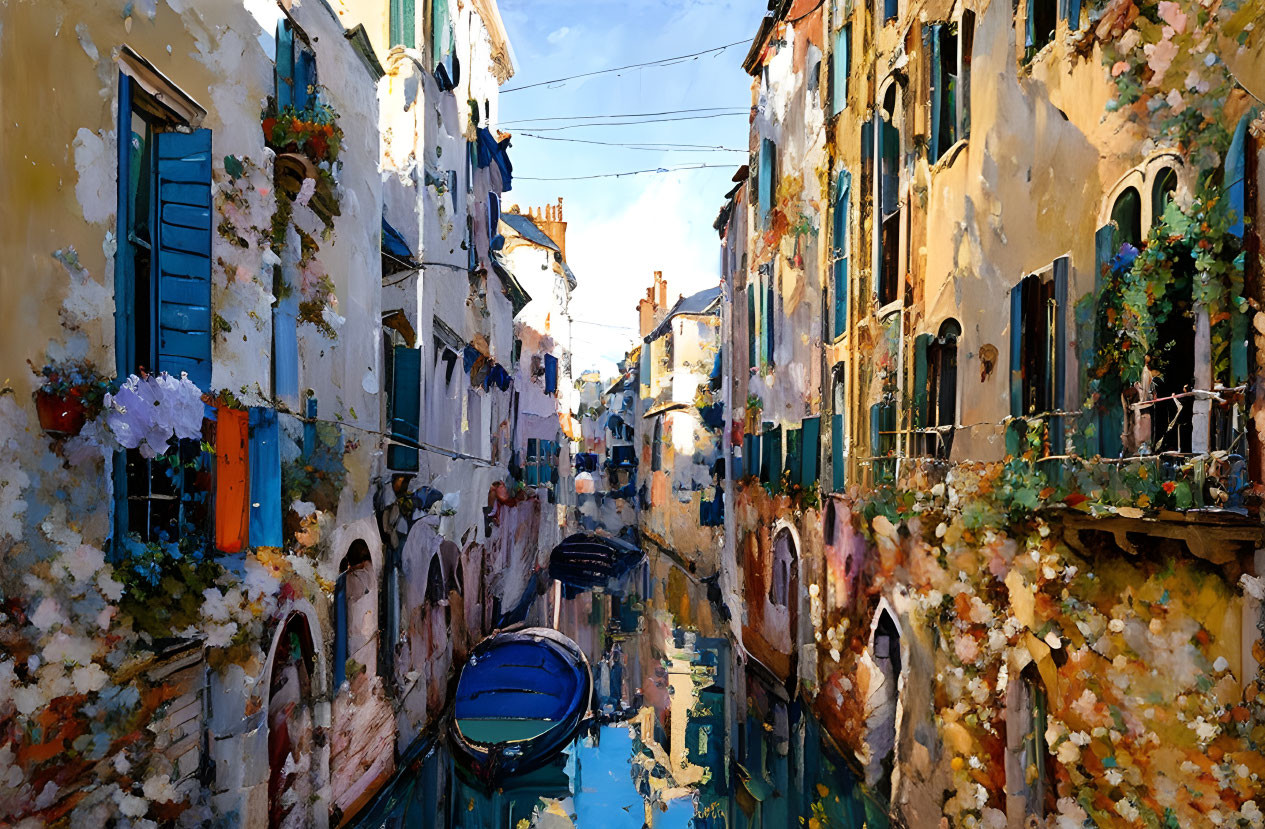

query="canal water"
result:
[354,547,868,828]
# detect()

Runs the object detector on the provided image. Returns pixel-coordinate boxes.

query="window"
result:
[525,438,556,488]
[914,320,961,458]
[1008,261,1068,454]
[877,85,902,306]
[883,0,898,23]
[1110,186,1142,250]
[831,24,851,115]
[869,398,897,483]
[390,0,416,48]
[1151,167,1178,229]
[651,417,664,471]
[333,542,374,690]
[927,17,973,162]
[770,529,794,607]
[431,0,457,89]
[276,18,317,110]
[1025,0,1057,60]
[757,138,777,224]
[425,554,445,604]
[832,171,851,339]
[116,68,214,546]
[831,364,847,491]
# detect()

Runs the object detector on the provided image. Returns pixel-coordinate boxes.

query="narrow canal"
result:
[354,546,867,828]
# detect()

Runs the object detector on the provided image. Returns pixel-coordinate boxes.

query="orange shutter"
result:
[215,406,250,553]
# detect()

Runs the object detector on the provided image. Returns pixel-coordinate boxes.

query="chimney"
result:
[532,197,567,259]
[656,271,666,308]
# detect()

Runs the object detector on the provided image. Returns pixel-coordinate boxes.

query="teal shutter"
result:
[525,438,539,485]
[869,403,883,475]
[766,278,776,366]
[913,333,932,428]
[786,426,803,488]
[432,0,451,62]
[155,129,213,390]
[833,172,851,339]
[1225,113,1252,239]
[758,139,776,221]
[927,24,943,161]
[249,407,282,548]
[333,574,348,687]
[831,413,845,491]
[389,345,421,471]
[801,416,821,487]
[1009,283,1024,419]
[276,20,294,109]
[1051,258,1069,455]
[391,0,416,48]
[831,25,850,115]
[766,425,783,492]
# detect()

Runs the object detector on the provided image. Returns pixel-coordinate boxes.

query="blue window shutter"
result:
[389,345,421,471]
[1052,257,1069,455]
[869,403,882,466]
[274,298,299,404]
[833,172,850,339]
[1009,283,1024,419]
[758,139,775,220]
[801,416,821,487]
[1225,113,1252,238]
[276,20,295,109]
[488,191,504,252]
[767,424,783,493]
[1064,0,1083,28]
[155,129,213,390]
[747,285,757,368]
[333,574,348,688]
[831,26,850,115]
[831,413,845,491]
[545,354,559,394]
[766,279,775,366]
[294,46,316,110]
[249,407,282,548]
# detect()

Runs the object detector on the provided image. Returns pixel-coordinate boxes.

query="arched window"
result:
[268,612,315,829]
[868,610,901,804]
[770,528,794,608]
[1110,186,1142,250]
[333,541,373,690]
[1011,663,1055,818]
[823,499,838,546]
[1150,166,1177,229]
[877,84,902,306]
[831,363,847,491]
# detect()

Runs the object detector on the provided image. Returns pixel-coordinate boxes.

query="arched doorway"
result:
[268,612,316,829]
[867,609,902,808]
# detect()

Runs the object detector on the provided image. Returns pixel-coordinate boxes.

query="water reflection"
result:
[356,548,865,828]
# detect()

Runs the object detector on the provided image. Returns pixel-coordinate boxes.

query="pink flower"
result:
[1111,61,1130,77]
[1145,37,1179,80]
[1157,0,1187,33]
[954,634,980,663]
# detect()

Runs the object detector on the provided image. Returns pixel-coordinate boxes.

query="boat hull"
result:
[449,627,592,783]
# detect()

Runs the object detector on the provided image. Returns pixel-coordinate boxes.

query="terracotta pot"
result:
[34,389,88,436]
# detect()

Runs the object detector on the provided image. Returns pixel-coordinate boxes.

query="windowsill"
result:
[875,298,903,318]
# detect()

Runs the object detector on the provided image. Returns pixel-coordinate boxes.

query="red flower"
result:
[262,117,277,138]
[1162,481,1176,495]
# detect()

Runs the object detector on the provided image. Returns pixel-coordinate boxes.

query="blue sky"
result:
[497,0,765,377]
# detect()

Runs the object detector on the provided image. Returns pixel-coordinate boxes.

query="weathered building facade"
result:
[719,0,1265,825]
[0,0,578,825]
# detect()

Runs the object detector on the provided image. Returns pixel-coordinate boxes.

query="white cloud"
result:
[546,26,571,44]
[564,171,727,377]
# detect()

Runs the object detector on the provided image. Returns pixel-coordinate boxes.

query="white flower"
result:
[29,598,64,631]
[1212,656,1229,672]
[142,773,177,803]
[70,663,107,694]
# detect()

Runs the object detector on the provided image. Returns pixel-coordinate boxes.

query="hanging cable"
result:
[501,107,745,125]
[516,133,747,153]
[517,163,735,181]
[500,40,749,93]
[506,112,750,132]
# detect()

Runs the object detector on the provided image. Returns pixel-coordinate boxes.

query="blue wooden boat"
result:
[449,627,592,783]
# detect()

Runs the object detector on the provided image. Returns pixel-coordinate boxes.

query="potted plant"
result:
[29,359,111,437]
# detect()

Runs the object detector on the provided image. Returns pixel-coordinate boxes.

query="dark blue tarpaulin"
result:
[382,218,419,272]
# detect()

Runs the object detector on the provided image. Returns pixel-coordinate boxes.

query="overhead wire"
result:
[517,163,736,181]
[500,107,745,125]
[516,133,747,153]
[506,112,749,132]
[500,40,749,93]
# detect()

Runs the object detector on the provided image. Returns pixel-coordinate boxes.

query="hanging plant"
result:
[28,359,112,437]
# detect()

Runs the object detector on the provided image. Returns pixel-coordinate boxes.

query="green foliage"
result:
[116,533,224,641]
